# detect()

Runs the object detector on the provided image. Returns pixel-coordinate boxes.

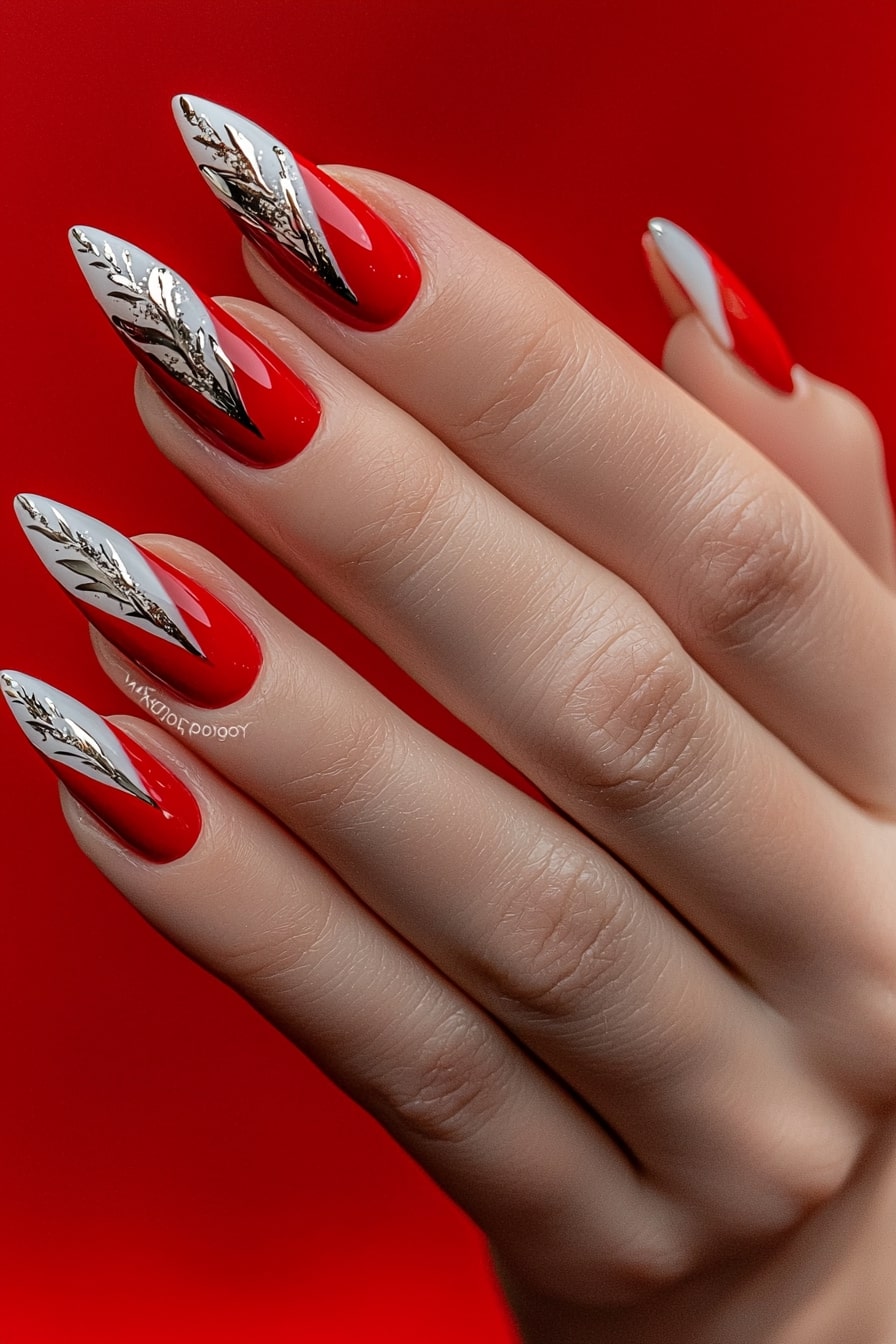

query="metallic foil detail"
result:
[72,229,261,435]
[17,496,203,658]
[1,674,156,806]
[178,96,358,305]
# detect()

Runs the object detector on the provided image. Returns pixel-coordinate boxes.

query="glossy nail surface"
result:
[2,671,201,862]
[69,227,321,466]
[173,94,421,330]
[646,218,795,393]
[15,495,261,708]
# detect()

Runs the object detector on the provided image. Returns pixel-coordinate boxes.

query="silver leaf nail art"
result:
[70,227,261,435]
[174,94,358,305]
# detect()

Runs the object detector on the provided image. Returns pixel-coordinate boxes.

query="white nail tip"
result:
[68,226,259,433]
[1,670,154,803]
[69,225,211,344]
[14,494,204,657]
[647,217,733,350]
[171,94,357,303]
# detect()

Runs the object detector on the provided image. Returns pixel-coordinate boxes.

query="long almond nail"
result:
[69,227,321,466]
[15,495,261,708]
[645,218,795,394]
[2,671,201,862]
[173,94,420,330]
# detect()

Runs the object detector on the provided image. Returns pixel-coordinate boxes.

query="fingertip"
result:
[642,228,695,322]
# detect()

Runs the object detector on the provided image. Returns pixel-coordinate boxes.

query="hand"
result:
[7,97,896,1342]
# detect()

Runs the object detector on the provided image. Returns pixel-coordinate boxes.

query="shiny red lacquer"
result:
[643,228,795,394]
[128,295,321,466]
[703,242,795,394]
[51,725,201,863]
[70,547,262,710]
[243,158,421,331]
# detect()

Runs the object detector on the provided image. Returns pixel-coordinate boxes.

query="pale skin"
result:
[60,171,896,1341]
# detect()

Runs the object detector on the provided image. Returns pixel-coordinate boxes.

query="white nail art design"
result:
[647,218,734,350]
[172,94,357,304]
[69,226,259,433]
[14,494,203,656]
[1,671,155,803]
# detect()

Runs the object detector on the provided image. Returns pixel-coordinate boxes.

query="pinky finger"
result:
[643,220,896,586]
[3,672,689,1304]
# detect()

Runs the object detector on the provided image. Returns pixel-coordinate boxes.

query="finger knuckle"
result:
[768,1159,855,1234]
[217,892,338,998]
[725,1102,861,1237]
[377,1005,511,1148]
[605,1228,702,1298]
[452,312,589,453]
[531,1242,697,1309]
[685,476,821,654]
[548,619,704,813]
[495,1210,702,1307]
[276,704,406,826]
[760,1152,857,1234]
[332,442,462,584]
[484,842,634,1021]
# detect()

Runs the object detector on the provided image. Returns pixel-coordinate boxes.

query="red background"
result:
[1,3,894,1340]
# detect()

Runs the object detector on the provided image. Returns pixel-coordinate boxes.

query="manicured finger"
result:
[166,98,896,809]
[0,671,679,1304]
[643,221,896,585]
[11,493,863,1231]
[86,533,863,1235]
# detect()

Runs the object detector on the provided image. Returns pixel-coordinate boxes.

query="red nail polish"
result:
[70,228,321,467]
[645,218,795,394]
[174,95,421,331]
[2,672,201,863]
[16,495,262,709]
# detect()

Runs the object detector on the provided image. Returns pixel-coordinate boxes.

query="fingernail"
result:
[645,218,795,394]
[15,495,262,709]
[2,671,201,862]
[173,94,421,330]
[69,227,321,466]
